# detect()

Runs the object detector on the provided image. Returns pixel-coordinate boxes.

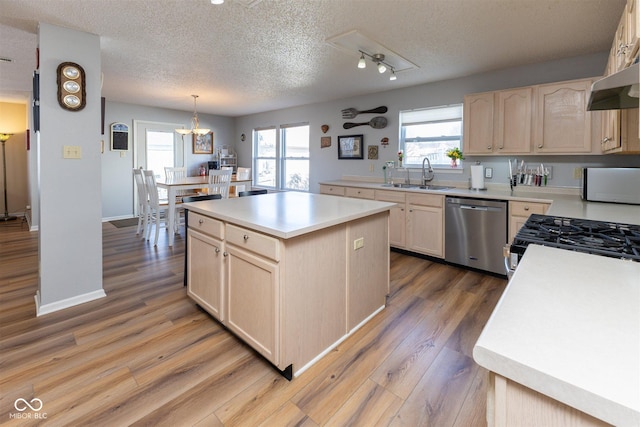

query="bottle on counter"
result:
[199,165,206,176]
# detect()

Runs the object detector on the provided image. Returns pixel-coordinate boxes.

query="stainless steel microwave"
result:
[581,168,640,205]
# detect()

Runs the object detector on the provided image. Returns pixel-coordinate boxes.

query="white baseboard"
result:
[35,288,107,316]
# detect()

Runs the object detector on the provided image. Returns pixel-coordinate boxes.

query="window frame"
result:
[399,104,463,168]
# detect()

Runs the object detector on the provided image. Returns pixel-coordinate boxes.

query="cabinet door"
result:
[225,245,279,365]
[319,184,345,196]
[345,187,375,199]
[187,229,224,321]
[508,201,549,242]
[388,204,406,248]
[495,88,532,154]
[406,204,444,258]
[464,92,495,154]
[600,109,622,152]
[534,80,593,153]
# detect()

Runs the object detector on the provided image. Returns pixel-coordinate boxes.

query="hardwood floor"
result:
[0,220,506,426]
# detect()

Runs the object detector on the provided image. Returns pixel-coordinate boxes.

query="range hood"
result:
[587,62,639,111]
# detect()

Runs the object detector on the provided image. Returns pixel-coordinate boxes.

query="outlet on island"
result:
[353,237,364,250]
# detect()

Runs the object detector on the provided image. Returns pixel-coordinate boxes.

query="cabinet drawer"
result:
[376,190,406,203]
[226,224,280,261]
[406,193,444,208]
[510,201,549,216]
[345,187,375,199]
[188,212,224,239]
[320,185,345,196]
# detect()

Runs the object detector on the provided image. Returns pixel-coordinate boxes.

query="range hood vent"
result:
[587,62,639,111]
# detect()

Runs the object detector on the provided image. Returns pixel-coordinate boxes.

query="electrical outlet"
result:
[573,167,582,180]
[353,237,364,250]
[369,163,374,172]
[385,161,395,169]
[484,167,493,179]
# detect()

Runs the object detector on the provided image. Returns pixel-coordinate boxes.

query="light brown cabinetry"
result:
[508,201,549,242]
[464,92,495,154]
[487,373,610,427]
[319,184,345,196]
[376,190,406,248]
[406,193,444,258]
[225,224,280,365]
[534,79,593,154]
[345,187,375,199]
[187,212,225,321]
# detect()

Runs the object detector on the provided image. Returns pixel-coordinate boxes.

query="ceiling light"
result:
[357,53,366,69]
[377,63,387,74]
[356,51,396,80]
[211,0,224,4]
[389,69,397,81]
[176,95,210,136]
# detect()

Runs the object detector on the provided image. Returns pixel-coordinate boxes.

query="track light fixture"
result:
[357,50,397,81]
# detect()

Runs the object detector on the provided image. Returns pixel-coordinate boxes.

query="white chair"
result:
[132,168,149,237]
[143,170,171,246]
[235,167,251,193]
[208,169,233,199]
[164,166,187,181]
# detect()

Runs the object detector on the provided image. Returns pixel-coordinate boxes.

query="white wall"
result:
[37,23,104,314]
[235,52,640,192]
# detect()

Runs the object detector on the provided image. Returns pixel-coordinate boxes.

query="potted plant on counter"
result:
[446,147,464,167]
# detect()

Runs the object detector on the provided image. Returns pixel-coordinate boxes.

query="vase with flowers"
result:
[445,147,464,167]
[397,150,403,168]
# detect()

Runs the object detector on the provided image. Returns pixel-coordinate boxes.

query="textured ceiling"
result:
[0,0,627,117]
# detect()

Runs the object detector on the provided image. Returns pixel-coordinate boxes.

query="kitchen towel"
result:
[470,164,485,189]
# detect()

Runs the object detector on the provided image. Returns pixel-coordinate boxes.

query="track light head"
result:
[358,53,366,69]
[389,69,397,81]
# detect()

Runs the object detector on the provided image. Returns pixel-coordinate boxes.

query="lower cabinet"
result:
[406,193,444,258]
[226,243,279,365]
[376,190,406,248]
[487,373,609,427]
[509,201,550,242]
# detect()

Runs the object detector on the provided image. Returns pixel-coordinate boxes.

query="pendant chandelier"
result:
[175,95,210,136]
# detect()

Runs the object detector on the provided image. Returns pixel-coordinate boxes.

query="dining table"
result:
[157,174,252,246]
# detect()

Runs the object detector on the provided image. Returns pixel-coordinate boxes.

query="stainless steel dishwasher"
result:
[445,197,508,275]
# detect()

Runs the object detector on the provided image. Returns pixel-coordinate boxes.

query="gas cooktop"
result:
[511,214,640,261]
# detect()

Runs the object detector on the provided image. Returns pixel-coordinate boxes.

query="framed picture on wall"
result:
[110,122,129,151]
[338,134,363,159]
[193,132,214,154]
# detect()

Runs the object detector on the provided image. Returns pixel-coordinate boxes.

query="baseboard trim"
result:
[35,288,107,316]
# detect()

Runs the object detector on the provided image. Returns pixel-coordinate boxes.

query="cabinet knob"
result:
[602,136,611,143]
[487,145,492,150]
[214,247,220,253]
[498,146,503,150]
[243,234,249,241]
[223,251,228,257]
[537,144,543,149]
[524,206,529,211]
[198,219,204,225]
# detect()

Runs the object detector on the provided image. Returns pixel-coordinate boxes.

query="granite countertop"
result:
[183,191,394,239]
[473,244,640,426]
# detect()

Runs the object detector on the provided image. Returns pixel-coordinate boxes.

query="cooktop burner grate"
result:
[512,214,640,261]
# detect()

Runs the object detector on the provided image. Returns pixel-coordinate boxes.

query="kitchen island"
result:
[473,245,640,426]
[183,192,394,378]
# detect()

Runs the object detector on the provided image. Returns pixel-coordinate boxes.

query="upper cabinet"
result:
[534,79,593,154]
[464,79,595,155]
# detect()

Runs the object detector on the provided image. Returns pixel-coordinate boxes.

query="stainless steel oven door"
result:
[503,244,518,279]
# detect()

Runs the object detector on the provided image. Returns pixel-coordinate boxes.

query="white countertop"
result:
[320,179,640,226]
[473,244,640,426]
[183,191,394,239]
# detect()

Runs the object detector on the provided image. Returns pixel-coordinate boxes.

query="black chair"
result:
[181,194,222,202]
[238,189,268,197]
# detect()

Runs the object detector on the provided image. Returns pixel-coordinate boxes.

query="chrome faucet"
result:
[422,157,435,185]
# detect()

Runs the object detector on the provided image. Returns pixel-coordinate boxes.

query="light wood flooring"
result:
[0,219,507,426]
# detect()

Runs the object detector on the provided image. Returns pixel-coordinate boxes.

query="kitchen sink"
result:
[418,185,454,191]
[380,183,454,191]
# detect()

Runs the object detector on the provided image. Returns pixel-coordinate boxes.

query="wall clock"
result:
[56,62,86,111]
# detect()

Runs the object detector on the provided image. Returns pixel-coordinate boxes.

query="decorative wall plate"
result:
[57,62,86,111]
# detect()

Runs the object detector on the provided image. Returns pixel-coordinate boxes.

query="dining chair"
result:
[143,169,173,246]
[235,167,251,193]
[208,168,233,199]
[238,189,268,197]
[132,168,149,237]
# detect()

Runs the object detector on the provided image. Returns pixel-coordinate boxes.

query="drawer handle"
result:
[198,219,204,225]
[243,234,249,241]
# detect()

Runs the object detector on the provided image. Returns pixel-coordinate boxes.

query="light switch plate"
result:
[485,167,493,179]
[63,145,82,159]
